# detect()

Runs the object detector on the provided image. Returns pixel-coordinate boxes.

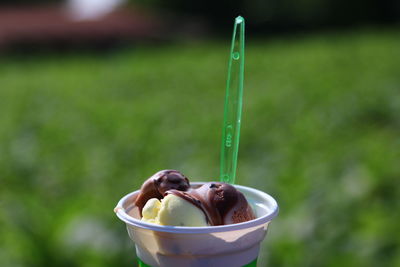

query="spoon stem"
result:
[220,16,245,184]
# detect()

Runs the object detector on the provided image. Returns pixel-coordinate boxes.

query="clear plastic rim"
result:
[115,182,279,234]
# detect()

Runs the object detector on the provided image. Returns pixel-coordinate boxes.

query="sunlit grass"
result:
[1,29,399,266]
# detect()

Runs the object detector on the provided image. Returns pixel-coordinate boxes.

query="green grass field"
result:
[1,29,400,266]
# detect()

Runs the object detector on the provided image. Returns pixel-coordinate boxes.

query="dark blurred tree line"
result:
[144,0,400,32]
[2,0,399,32]
[1,0,56,4]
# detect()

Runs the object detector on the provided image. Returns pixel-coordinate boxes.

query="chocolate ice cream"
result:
[135,170,255,226]
[135,170,190,216]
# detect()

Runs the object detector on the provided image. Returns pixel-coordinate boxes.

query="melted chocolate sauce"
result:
[134,170,255,225]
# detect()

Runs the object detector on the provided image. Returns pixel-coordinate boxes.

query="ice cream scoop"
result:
[135,170,255,226]
[135,170,190,216]
[142,194,208,226]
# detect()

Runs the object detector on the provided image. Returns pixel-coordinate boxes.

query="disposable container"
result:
[115,183,278,267]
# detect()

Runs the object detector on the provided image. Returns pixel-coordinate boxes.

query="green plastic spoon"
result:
[220,16,245,184]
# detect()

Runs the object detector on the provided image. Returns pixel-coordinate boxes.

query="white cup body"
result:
[115,183,278,267]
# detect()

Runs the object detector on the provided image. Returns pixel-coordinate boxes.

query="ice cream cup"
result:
[115,182,278,267]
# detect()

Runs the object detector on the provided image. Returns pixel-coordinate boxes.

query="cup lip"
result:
[114,182,279,234]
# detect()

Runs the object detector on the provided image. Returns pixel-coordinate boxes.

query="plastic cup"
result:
[115,183,278,267]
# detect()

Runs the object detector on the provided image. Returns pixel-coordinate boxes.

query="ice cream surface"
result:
[135,170,190,217]
[142,195,208,226]
[135,170,255,226]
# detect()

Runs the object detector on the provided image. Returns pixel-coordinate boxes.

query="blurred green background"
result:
[1,1,400,267]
